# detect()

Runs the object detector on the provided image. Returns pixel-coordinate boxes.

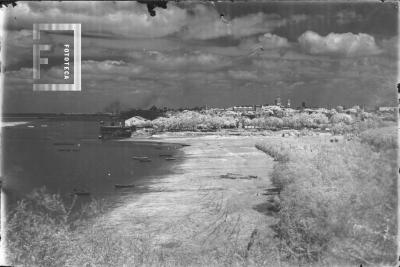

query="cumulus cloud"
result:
[3,2,397,113]
[180,4,287,40]
[298,31,382,57]
[8,1,188,38]
[81,60,145,74]
[238,33,290,57]
[8,2,287,41]
[128,50,231,70]
[258,33,290,49]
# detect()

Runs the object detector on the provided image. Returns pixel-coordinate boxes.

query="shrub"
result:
[336,106,344,113]
[7,187,286,266]
[282,116,301,129]
[152,111,239,132]
[359,126,397,151]
[310,113,329,125]
[258,134,397,265]
[255,143,290,162]
[330,122,351,135]
[330,113,353,124]
[7,187,72,266]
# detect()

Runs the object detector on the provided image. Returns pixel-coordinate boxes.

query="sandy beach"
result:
[0,121,29,127]
[93,134,277,255]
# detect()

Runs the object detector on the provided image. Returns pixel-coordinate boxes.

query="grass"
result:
[7,122,397,266]
[359,126,397,151]
[256,126,397,266]
[6,187,287,266]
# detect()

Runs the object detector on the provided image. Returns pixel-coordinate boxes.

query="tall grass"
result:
[359,126,397,151]
[255,143,290,162]
[7,188,287,266]
[256,127,397,265]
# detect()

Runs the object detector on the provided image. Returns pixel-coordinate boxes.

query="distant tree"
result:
[330,113,353,124]
[149,105,158,111]
[336,106,344,113]
[302,102,306,108]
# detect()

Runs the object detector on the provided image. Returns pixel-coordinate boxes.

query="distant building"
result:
[287,99,291,108]
[378,107,396,112]
[303,108,319,114]
[274,97,281,106]
[254,105,262,112]
[232,106,255,113]
[345,108,358,115]
[124,116,149,128]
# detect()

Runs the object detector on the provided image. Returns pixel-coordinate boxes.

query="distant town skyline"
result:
[2,1,398,113]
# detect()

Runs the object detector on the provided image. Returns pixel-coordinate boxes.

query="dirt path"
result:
[93,135,276,254]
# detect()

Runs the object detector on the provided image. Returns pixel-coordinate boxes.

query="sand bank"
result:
[1,121,29,127]
[94,134,277,252]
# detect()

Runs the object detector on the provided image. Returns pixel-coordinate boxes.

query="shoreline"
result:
[91,133,278,252]
[0,121,29,127]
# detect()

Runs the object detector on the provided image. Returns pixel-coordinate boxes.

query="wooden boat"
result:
[132,156,149,160]
[99,125,133,139]
[72,189,90,196]
[74,191,90,196]
[262,187,281,195]
[114,184,135,189]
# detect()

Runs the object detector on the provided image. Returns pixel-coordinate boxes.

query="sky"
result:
[2,1,398,113]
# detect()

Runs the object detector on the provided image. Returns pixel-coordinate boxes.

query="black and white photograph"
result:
[0,0,398,266]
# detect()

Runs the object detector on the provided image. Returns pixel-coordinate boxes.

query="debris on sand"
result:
[261,187,281,195]
[219,173,258,180]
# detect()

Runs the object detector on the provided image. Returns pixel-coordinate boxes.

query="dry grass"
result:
[7,188,285,266]
[256,126,397,265]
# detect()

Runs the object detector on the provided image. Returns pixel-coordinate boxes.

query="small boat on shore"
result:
[72,188,90,196]
[165,157,177,161]
[99,125,133,139]
[74,191,90,196]
[114,184,135,189]
[132,156,149,160]
[262,187,281,195]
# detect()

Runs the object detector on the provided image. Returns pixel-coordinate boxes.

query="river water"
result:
[3,119,183,210]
